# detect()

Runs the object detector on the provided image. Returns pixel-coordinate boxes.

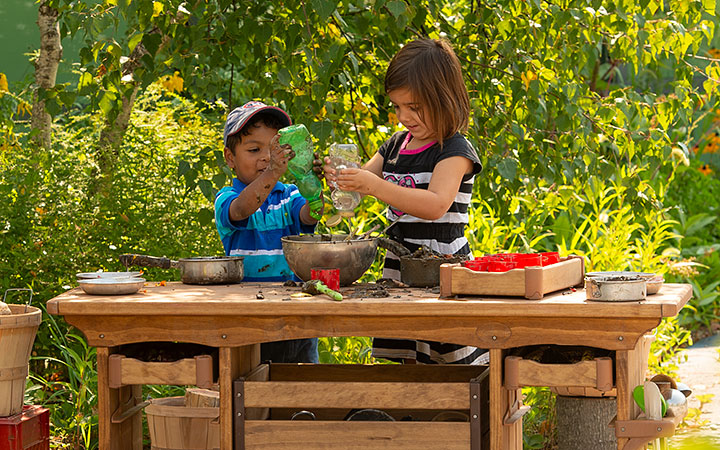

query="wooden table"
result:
[47,282,691,450]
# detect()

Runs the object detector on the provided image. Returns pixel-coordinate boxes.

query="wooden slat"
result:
[244,420,470,450]
[244,381,469,409]
[514,359,601,388]
[268,363,488,383]
[119,357,200,386]
[451,267,527,297]
[65,314,662,350]
[220,345,259,450]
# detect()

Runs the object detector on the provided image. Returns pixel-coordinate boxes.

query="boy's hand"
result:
[312,152,325,180]
[268,134,295,177]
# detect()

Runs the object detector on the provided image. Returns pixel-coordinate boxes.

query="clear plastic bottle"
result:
[329,143,362,217]
[278,124,324,220]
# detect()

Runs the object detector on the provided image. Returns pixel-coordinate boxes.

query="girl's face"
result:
[388,88,435,143]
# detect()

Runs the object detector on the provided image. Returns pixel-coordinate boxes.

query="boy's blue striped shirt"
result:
[215,178,314,282]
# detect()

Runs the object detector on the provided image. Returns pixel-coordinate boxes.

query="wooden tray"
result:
[439,256,585,299]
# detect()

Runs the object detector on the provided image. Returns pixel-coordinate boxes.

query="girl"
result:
[326,39,487,365]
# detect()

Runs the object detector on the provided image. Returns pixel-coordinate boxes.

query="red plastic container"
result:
[310,267,340,291]
[514,253,542,268]
[541,252,560,266]
[489,259,516,272]
[0,405,50,450]
[463,259,487,271]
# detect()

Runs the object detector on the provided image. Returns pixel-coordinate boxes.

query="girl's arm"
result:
[337,156,473,220]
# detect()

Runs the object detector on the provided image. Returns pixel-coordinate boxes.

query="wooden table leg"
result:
[219,344,260,450]
[616,334,653,450]
[97,347,142,450]
[490,349,522,450]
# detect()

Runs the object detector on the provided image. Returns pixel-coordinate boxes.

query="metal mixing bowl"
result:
[281,235,378,286]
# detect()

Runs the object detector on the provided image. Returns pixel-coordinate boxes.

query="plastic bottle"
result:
[328,143,361,217]
[278,124,324,220]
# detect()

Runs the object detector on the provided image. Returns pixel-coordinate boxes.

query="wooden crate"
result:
[108,354,215,389]
[234,364,490,450]
[439,256,585,299]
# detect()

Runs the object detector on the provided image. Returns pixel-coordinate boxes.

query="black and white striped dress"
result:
[371,131,489,365]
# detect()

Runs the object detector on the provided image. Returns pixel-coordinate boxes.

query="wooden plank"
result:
[64,314,661,351]
[244,421,470,450]
[118,357,202,386]
[97,348,142,450]
[490,349,503,450]
[451,266,527,297]
[244,381,468,409]
[268,363,488,383]
[616,349,631,450]
[46,282,692,320]
[220,345,260,450]
[513,359,602,388]
[97,347,112,450]
[539,257,584,294]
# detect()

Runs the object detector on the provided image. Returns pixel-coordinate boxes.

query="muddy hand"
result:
[312,151,325,180]
[269,134,295,175]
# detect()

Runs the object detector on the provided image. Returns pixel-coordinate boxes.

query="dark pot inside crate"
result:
[400,256,467,287]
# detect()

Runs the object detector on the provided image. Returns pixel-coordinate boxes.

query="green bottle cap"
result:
[307,198,324,221]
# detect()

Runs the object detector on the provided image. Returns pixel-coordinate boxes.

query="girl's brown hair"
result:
[385,39,470,147]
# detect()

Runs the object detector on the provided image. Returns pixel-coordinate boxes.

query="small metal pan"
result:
[119,254,243,285]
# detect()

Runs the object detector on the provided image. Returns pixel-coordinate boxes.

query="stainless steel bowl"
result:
[281,235,378,286]
[79,278,146,295]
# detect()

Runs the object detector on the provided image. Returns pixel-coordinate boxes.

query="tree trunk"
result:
[93,41,148,196]
[556,396,617,450]
[32,2,62,149]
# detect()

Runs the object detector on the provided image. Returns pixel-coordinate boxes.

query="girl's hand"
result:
[268,134,294,177]
[336,167,377,195]
[322,156,338,189]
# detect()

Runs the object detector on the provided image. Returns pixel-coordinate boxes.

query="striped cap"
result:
[223,101,292,146]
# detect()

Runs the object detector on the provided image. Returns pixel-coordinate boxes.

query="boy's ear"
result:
[224,146,235,169]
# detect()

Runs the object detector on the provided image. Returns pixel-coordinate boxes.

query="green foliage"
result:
[3,0,720,447]
[1,85,223,446]
[319,336,376,364]
[521,387,556,449]
[27,307,98,449]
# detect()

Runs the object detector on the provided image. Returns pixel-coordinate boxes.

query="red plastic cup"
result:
[541,252,560,266]
[489,260,516,272]
[463,260,487,271]
[311,268,340,291]
[515,253,542,268]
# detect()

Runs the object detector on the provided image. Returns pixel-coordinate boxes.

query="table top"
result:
[47,281,691,319]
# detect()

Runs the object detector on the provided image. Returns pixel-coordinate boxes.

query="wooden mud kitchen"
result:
[47,260,691,450]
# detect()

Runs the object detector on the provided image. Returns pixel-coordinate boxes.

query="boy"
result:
[215,100,323,363]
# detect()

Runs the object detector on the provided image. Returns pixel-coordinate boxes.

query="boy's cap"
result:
[223,101,292,146]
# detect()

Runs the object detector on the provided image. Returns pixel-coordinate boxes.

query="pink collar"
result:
[399,133,437,155]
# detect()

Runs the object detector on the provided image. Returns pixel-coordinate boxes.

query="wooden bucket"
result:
[146,396,220,450]
[0,304,42,417]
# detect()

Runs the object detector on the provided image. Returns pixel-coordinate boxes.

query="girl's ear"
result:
[224,146,236,169]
